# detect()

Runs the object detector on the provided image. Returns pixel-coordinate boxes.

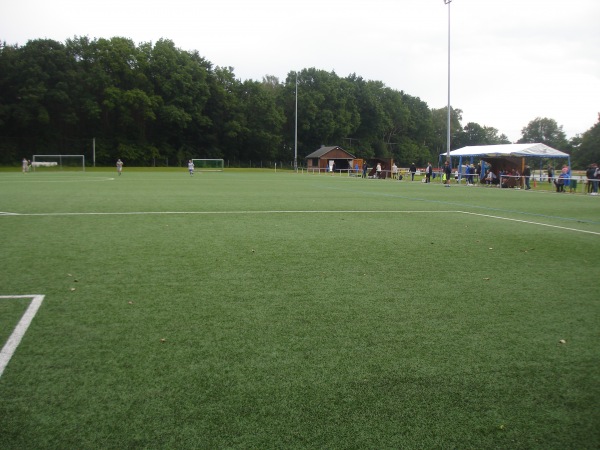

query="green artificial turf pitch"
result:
[0,169,599,449]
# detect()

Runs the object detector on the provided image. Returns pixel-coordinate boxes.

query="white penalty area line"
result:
[457,211,600,236]
[0,295,45,379]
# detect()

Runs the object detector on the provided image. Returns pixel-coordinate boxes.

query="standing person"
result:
[523,165,532,190]
[22,158,29,173]
[547,165,553,184]
[425,162,432,183]
[409,163,416,181]
[376,162,382,179]
[593,163,600,196]
[362,162,368,178]
[586,164,595,193]
[116,159,123,176]
[188,160,195,176]
[467,164,475,186]
[443,161,452,187]
[391,163,398,180]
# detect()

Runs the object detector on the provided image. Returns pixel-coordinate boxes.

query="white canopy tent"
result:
[440,143,571,183]
[443,143,570,159]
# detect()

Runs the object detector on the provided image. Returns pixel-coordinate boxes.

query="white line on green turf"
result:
[457,211,600,236]
[1,210,598,235]
[0,177,114,183]
[1,210,450,216]
[0,295,45,379]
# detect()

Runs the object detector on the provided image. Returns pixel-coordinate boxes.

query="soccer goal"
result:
[191,159,224,172]
[32,155,86,172]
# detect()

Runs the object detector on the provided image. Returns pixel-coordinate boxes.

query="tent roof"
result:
[443,143,570,158]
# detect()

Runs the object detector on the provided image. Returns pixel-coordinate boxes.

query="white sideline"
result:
[0,295,45,378]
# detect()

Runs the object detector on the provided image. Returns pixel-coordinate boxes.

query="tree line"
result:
[0,37,597,168]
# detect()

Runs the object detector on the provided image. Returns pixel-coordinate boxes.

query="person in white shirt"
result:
[188,160,195,176]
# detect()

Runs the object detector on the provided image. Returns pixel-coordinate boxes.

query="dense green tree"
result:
[344,76,387,158]
[238,80,285,161]
[518,117,569,150]
[3,39,79,150]
[453,122,511,148]
[570,114,600,168]
[431,107,462,161]
[4,36,590,168]
[289,68,360,154]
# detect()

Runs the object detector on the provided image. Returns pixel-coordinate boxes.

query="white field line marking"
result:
[1,209,598,235]
[0,295,45,379]
[457,211,600,236]
[0,177,114,183]
[0,210,450,216]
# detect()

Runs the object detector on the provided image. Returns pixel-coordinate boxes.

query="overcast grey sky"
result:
[2,0,599,142]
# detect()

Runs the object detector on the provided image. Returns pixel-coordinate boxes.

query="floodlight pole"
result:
[294,72,298,172]
[444,0,452,163]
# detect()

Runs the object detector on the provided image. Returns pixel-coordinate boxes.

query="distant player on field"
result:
[188,160,194,176]
[116,159,123,176]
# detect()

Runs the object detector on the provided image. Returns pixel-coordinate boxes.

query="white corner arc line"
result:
[0,295,45,378]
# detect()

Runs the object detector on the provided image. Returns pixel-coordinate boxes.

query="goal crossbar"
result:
[32,155,85,172]
[191,158,224,172]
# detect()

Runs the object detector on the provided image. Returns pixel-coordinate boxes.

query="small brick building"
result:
[305,146,357,172]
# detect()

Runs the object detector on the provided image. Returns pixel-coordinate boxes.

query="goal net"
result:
[32,155,85,172]
[191,159,224,172]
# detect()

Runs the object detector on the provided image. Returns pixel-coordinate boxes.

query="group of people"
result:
[94,159,600,195]
[113,159,197,176]
[361,162,435,182]
[21,158,31,173]
[362,162,386,179]
[481,166,530,189]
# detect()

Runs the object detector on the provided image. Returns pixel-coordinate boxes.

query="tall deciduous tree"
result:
[570,114,600,168]
[518,117,568,149]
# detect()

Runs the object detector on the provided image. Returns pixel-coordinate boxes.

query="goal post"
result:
[32,155,86,172]
[191,159,224,172]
